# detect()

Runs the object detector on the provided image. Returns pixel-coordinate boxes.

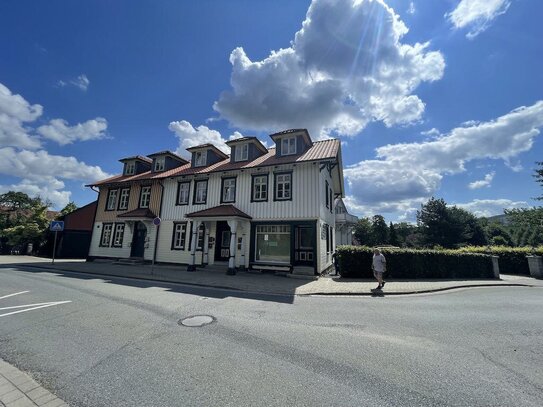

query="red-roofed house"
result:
[87,129,345,275]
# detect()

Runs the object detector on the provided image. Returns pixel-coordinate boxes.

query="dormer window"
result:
[281,137,296,155]
[194,151,207,167]
[235,144,249,161]
[154,157,165,172]
[125,162,135,175]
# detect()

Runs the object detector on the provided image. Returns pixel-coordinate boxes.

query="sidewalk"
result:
[1,256,539,296]
[0,358,67,407]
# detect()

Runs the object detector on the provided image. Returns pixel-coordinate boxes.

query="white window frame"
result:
[154,157,165,172]
[177,182,190,205]
[118,188,130,210]
[125,162,135,175]
[112,223,125,247]
[194,180,208,204]
[106,189,118,211]
[194,151,207,167]
[252,175,268,201]
[281,137,296,155]
[222,178,236,203]
[172,222,187,250]
[140,186,151,208]
[275,173,292,200]
[235,144,249,161]
[100,223,113,247]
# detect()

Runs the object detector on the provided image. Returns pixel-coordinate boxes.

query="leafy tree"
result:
[388,222,399,246]
[417,197,450,247]
[60,202,78,217]
[534,161,543,200]
[354,218,373,246]
[486,223,514,246]
[394,222,419,247]
[371,215,389,245]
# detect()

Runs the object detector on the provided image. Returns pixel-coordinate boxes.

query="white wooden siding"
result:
[89,221,157,260]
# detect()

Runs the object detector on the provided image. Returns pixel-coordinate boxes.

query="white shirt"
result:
[372,254,386,272]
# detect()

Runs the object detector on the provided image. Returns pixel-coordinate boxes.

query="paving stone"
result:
[32,393,56,406]
[40,399,65,407]
[0,384,17,398]
[5,397,36,407]
[14,383,39,394]
[0,389,24,404]
[25,388,47,403]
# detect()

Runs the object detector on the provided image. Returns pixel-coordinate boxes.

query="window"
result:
[194,180,208,204]
[235,144,249,161]
[221,177,236,203]
[325,180,329,208]
[172,222,187,250]
[100,223,113,247]
[325,224,330,253]
[154,157,165,172]
[176,182,191,205]
[106,189,118,211]
[112,223,125,247]
[329,188,333,213]
[125,162,135,175]
[281,137,296,155]
[252,174,268,202]
[118,188,130,210]
[274,172,292,201]
[140,186,151,208]
[194,151,206,167]
[255,225,291,263]
[188,223,206,251]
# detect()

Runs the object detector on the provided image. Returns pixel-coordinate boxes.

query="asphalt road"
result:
[1,266,542,407]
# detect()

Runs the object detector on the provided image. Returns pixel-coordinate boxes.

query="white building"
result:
[87,129,346,275]
[335,198,358,245]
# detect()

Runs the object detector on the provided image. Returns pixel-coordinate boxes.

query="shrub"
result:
[457,246,543,275]
[336,246,494,279]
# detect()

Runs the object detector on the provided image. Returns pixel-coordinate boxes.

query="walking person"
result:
[372,248,386,290]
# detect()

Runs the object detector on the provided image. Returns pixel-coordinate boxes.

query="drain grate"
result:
[178,315,215,327]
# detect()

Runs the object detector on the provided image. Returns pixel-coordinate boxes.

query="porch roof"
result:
[185,204,252,220]
[117,208,156,219]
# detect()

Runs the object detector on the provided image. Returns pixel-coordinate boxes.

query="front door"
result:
[294,225,315,266]
[214,221,231,261]
[130,221,147,258]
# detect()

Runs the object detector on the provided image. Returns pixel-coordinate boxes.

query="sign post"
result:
[49,221,65,264]
[151,217,161,275]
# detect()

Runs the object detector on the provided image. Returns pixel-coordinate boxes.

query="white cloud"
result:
[0,178,71,208]
[447,0,511,39]
[213,0,444,138]
[344,100,543,215]
[468,171,495,189]
[58,74,90,91]
[455,198,527,217]
[37,118,108,145]
[168,120,231,157]
[0,83,43,149]
[420,127,440,138]
[407,2,416,15]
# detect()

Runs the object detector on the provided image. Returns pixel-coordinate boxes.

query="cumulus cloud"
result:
[213,0,444,138]
[168,120,231,157]
[0,178,71,208]
[344,100,543,216]
[407,2,416,15]
[468,171,495,189]
[37,118,108,145]
[455,198,527,217]
[58,74,90,91]
[0,83,43,149]
[447,0,511,39]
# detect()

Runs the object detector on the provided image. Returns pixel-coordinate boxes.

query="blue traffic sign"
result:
[50,221,64,232]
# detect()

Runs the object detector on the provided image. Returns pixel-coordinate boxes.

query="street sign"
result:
[153,217,161,226]
[50,221,64,232]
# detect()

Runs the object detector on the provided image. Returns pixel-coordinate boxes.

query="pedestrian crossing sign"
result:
[50,221,64,232]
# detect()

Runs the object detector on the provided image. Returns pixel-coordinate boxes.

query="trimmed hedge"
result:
[336,246,494,279]
[457,246,543,275]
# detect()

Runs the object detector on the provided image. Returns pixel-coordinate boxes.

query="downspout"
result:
[87,185,100,262]
[153,180,165,265]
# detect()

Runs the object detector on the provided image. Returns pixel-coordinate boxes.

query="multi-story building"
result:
[87,129,346,275]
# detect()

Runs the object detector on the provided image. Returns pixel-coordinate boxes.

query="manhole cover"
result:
[179,315,215,327]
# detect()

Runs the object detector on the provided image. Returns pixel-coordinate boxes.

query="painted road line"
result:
[0,301,71,318]
[0,290,30,300]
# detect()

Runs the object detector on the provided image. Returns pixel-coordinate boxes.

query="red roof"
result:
[186,204,252,219]
[88,138,340,187]
[117,208,156,218]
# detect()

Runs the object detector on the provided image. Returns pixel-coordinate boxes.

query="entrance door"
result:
[130,221,147,258]
[214,221,231,261]
[294,225,314,266]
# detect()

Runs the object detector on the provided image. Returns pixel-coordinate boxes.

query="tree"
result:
[60,202,78,217]
[534,161,543,200]
[417,197,449,247]
[371,215,389,245]
[486,223,513,246]
[354,218,373,246]
[388,222,399,246]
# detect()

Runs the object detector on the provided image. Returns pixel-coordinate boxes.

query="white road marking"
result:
[0,291,30,300]
[0,301,71,318]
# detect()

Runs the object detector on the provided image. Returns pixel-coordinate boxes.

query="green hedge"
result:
[457,246,543,275]
[336,246,494,279]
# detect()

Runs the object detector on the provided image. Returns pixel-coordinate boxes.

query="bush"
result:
[457,246,543,275]
[336,246,495,279]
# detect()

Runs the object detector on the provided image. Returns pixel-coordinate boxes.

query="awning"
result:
[186,204,252,220]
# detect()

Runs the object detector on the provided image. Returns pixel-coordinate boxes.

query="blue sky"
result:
[0,0,542,221]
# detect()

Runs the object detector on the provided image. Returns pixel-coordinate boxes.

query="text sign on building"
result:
[50,221,64,232]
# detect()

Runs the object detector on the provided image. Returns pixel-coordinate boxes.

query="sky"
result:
[0,0,542,222]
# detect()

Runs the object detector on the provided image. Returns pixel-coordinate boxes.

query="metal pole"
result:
[52,230,58,264]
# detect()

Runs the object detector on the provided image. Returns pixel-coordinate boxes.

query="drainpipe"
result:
[152,180,165,266]
[87,185,100,262]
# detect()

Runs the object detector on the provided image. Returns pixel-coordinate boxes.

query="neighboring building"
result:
[87,129,345,275]
[334,198,358,245]
[54,201,98,258]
